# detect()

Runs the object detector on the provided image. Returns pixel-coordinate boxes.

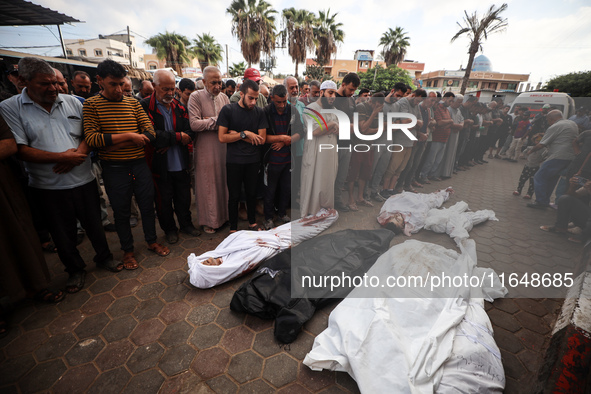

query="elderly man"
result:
[299,80,320,106]
[260,83,270,102]
[0,57,123,293]
[300,80,340,217]
[188,66,230,234]
[527,110,579,209]
[229,68,267,108]
[137,80,154,100]
[53,68,69,94]
[123,77,134,97]
[71,70,92,99]
[218,79,267,232]
[84,59,168,269]
[141,70,200,243]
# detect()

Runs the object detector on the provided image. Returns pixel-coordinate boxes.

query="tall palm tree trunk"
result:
[459,43,479,94]
[295,62,299,78]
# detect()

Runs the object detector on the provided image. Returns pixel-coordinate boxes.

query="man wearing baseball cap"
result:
[531,103,552,134]
[229,68,268,108]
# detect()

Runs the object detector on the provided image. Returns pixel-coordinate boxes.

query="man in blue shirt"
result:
[141,70,199,244]
[0,57,122,293]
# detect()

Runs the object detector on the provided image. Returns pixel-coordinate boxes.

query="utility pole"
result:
[57,24,67,59]
[127,26,133,68]
[225,44,229,76]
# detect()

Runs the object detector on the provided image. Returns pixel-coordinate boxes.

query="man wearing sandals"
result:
[0,57,123,294]
[84,60,170,269]
[217,79,267,232]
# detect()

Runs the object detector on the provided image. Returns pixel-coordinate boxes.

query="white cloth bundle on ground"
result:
[303,239,507,393]
[424,201,498,245]
[188,209,338,289]
[377,189,452,236]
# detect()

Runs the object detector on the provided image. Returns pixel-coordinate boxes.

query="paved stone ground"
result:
[0,157,581,393]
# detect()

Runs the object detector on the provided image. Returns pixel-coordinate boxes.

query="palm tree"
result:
[451,3,508,94]
[226,0,277,67]
[192,33,224,71]
[145,31,192,75]
[379,27,410,67]
[313,9,344,66]
[229,61,247,77]
[281,8,316,77]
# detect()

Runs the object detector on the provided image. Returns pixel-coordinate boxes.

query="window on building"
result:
[506,83,517,91]
[66,49,73,56]
[94,49,103,57]
[468,81,479,88]
[338,71,348,78]
[78,49,87,56]
[149,64,157,70]
[139,57,144,62]
[124,54,129,59]
[359,61,370,68]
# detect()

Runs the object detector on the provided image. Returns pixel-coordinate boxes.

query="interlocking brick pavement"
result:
[0,157,580,393]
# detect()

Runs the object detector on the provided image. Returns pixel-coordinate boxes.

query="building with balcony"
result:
[64,33,145,69]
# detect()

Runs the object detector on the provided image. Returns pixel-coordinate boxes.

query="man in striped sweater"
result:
[84,60,169,270]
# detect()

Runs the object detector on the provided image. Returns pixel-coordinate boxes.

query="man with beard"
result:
[418,92,455,182]
[299,80,320,106]
[188,66,231,234]
[141,70,200,244]
[300,80,340,217]
[225,79,236,99]
[217,79,267,233]
[333,73,360,212]
[71,70,92,99]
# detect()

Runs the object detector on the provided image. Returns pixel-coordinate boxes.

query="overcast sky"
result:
[1,0,589,84]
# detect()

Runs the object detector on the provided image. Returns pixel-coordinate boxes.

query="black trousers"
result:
[264,162,291,220]
[555,195,591,239]
[517,165,538,196]
[154,170,193,233]
[227,162,259,230]
[101,159,157,252]
[31,180,112,275]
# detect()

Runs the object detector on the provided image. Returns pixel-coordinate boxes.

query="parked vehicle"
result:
[509,92,576,119]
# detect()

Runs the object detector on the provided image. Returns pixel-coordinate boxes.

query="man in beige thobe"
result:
[188,66,230,233]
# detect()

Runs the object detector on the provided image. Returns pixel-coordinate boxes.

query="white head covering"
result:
[320,80,337,90]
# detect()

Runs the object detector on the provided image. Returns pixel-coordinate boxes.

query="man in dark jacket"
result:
[141,70,200,243]
[261,84,304,229]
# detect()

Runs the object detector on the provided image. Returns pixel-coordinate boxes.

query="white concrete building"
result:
[64,34,145,69]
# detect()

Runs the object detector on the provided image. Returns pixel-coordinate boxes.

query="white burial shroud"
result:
[187,209,338,289]
[304,239,508,394]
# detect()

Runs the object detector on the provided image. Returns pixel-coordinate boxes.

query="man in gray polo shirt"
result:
[527,110,578,208]
[0,57,122,293]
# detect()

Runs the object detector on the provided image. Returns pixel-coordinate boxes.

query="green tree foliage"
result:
[545,71,591,97]
[358,64,414,92]
[379,27,410,67]
[192,33,224,70]
[303,64,333,82]
[145,31,192,75]
[313,9,344,66]
[226,0,277,67]
[229,61,247,77]
[281,8,316,77]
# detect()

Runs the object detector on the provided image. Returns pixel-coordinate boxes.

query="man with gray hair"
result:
[0,57,123,292]
[299,80,320,106]
[527,110,578,209]
[188,66,230,234]
[136,80,154,100]
[141,69,200,243]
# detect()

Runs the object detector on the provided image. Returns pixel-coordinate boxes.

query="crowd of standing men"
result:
[0,55,587,332]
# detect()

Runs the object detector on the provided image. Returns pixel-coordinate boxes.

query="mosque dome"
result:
[471,55,493,72]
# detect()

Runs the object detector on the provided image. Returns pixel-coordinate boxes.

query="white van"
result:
[509,92,576,119]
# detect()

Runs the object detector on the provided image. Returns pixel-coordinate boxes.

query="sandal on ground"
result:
[147,242,170,257]
[348,203,359,211]
[66,271,86,294]
[98,258,124,272]
[248,223,263,231]
[568,236,582,243]
[203,226,216,234]
[122,252,139,270]
[412,181,424,188]
[41,242,58,253]
[523,195,532,200]
[358,199,374,207]
[33,288,66,303]
[513,191,520,196]
[539,225,567,233]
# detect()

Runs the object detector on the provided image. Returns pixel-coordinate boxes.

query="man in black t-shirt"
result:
[333,72,360,212]
[217,79,268,232]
